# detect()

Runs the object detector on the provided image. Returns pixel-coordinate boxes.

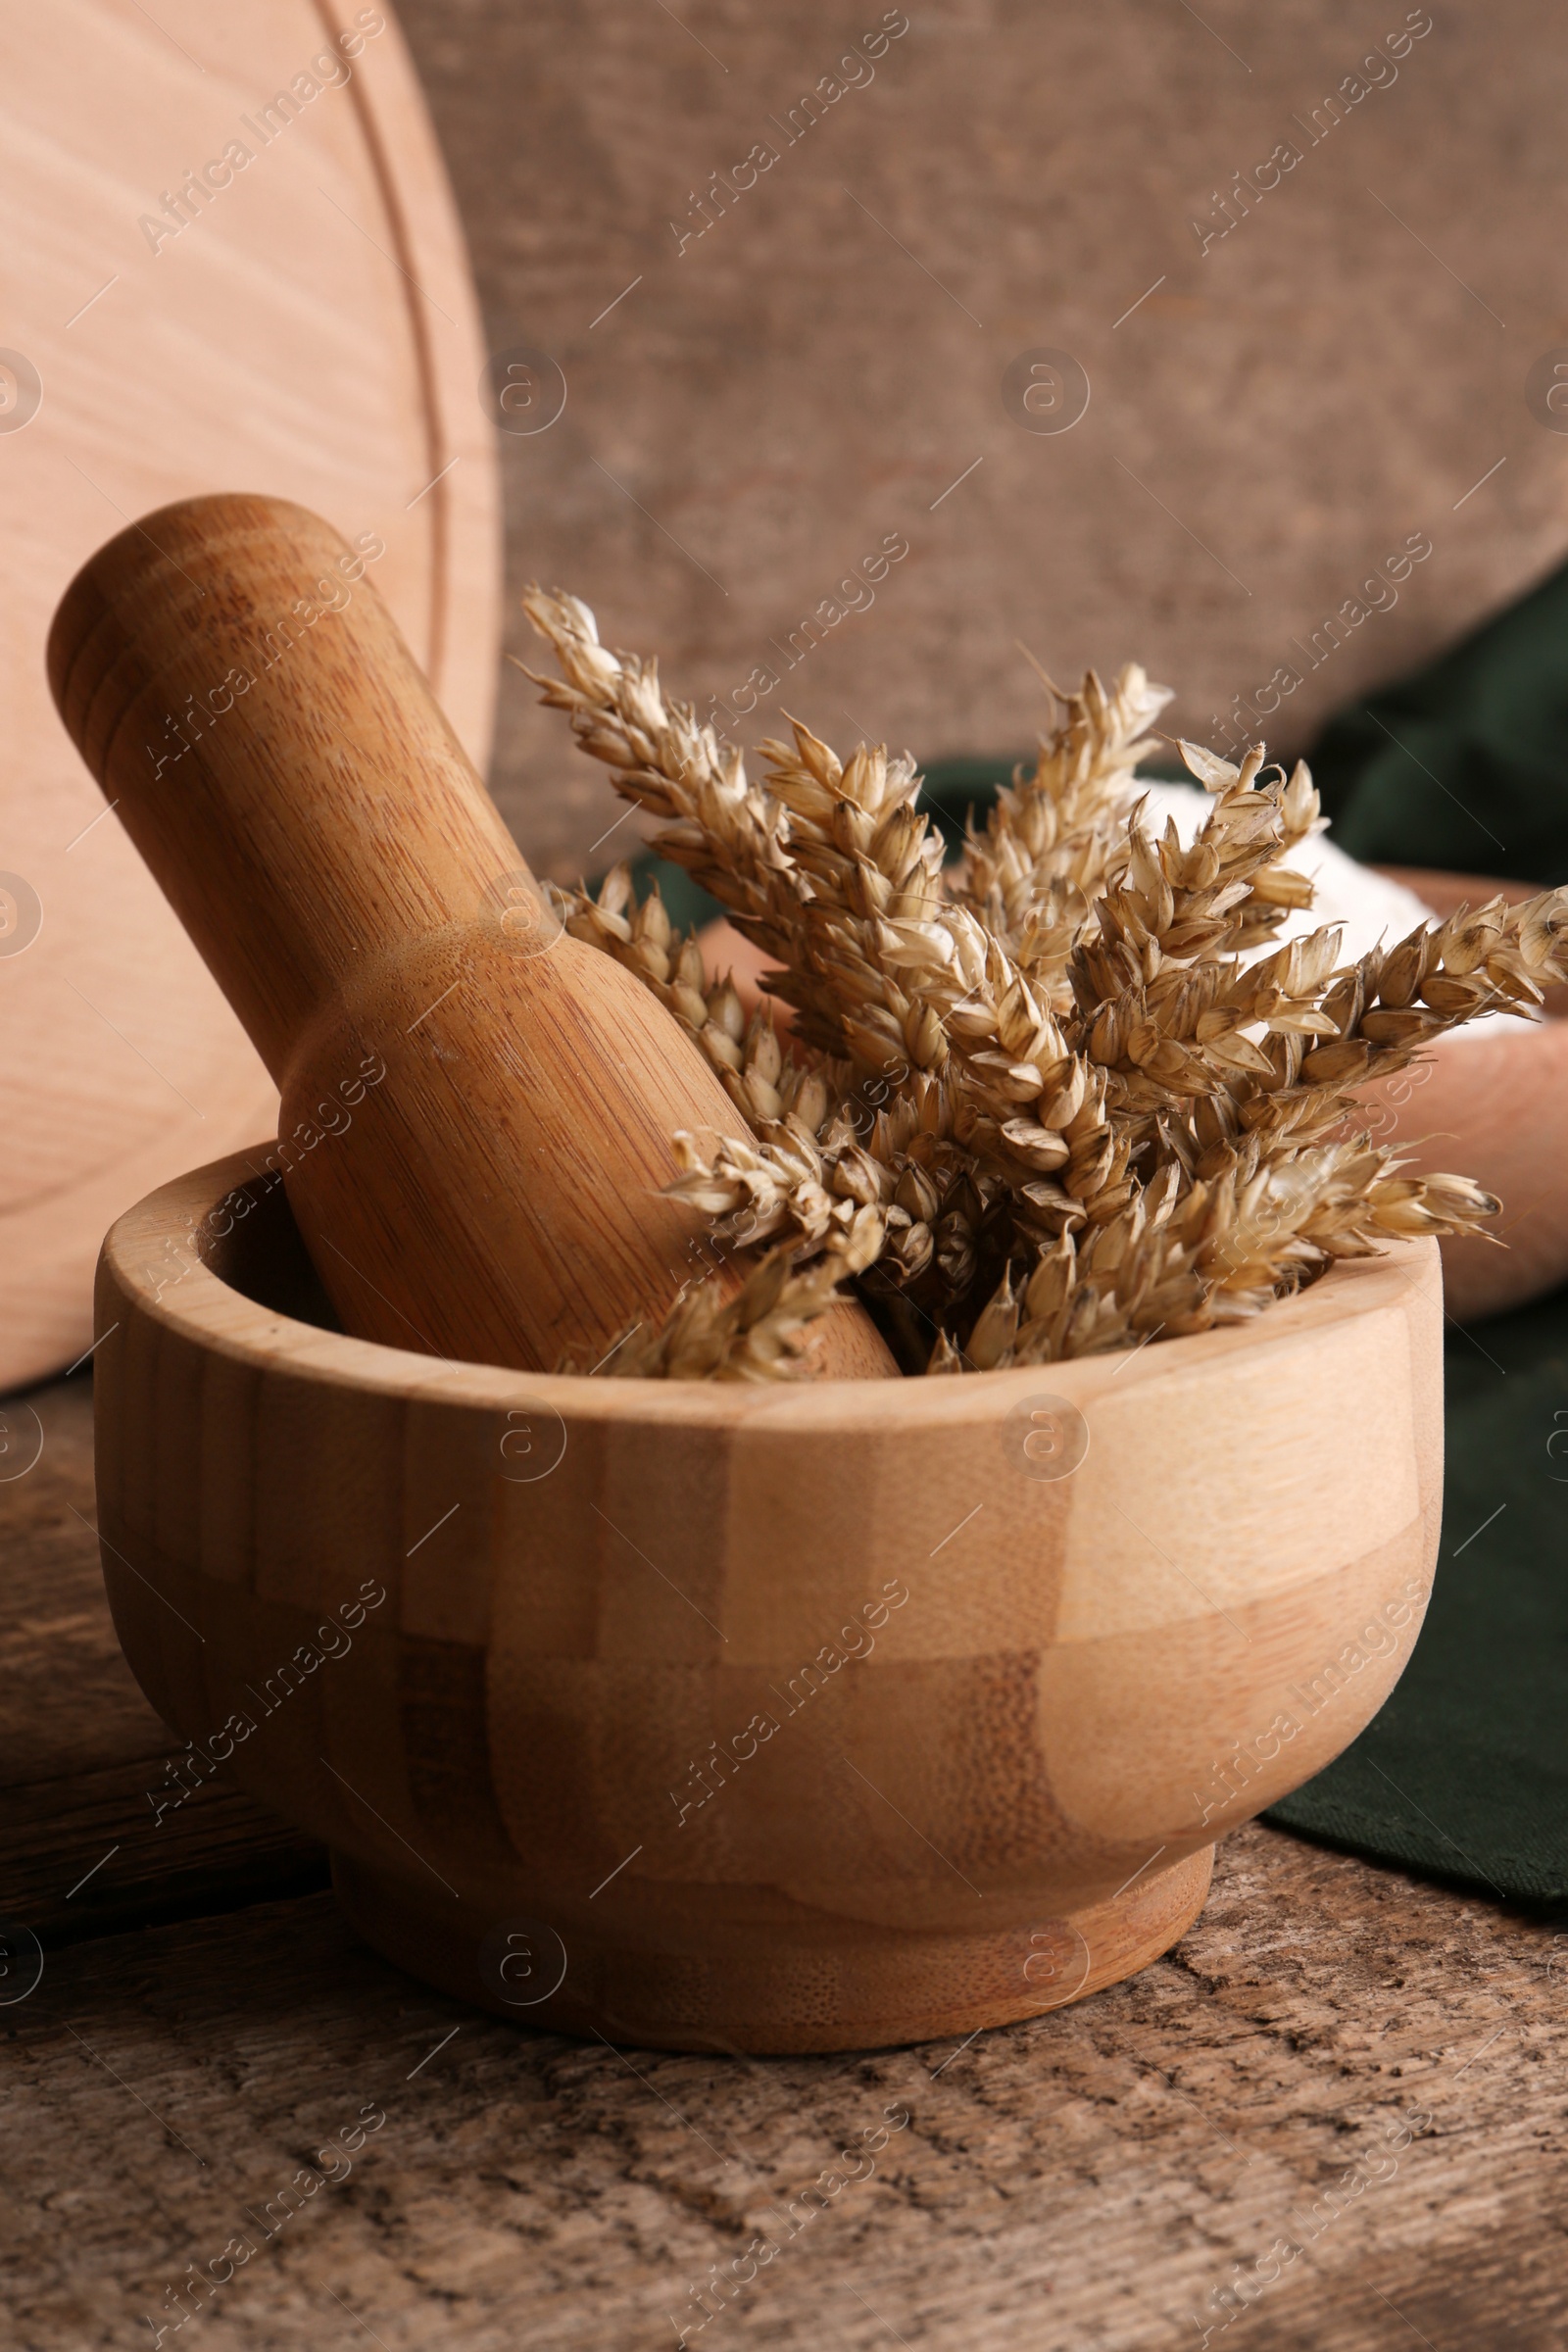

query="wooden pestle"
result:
[49,494,895,1378]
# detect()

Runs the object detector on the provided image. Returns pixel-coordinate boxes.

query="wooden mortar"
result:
[47,494,892,1379]
[93,1151,1443,2053]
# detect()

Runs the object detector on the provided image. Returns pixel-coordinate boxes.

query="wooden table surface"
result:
[4,1373,1564,2350]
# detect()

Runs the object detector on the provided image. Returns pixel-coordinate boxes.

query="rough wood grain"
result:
[87,1152,1445,2052]
[49,495,892,1379]
[0,0,500,1390]
[1,1832,1562,2351]
[6,1759,329,1947]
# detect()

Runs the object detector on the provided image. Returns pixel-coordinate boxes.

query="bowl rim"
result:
[99,1143,1441,1431]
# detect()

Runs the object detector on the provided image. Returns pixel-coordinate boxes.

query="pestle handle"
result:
[48,495,897,1379]
[47,494,518,1078]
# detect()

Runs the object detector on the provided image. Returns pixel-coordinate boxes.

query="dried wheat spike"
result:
[596,1207,884,1382]
[523,587,1568,1376]
[950,662,1174,988]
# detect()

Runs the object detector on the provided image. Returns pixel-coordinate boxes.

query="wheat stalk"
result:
[521,588,1568,1378]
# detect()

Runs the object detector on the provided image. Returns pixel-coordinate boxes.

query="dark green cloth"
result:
[615,581,1568,1904]
[1269,565,1568,1906]
[1266,1285,1568,1903]
[1308,557,1568,887]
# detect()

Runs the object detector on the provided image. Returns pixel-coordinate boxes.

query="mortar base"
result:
[332,1844,1215,2054]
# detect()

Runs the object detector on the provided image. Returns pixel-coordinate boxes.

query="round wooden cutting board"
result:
[0,0,499,1389]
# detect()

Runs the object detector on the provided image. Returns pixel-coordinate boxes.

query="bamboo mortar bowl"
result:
[94,1150,1443,2054]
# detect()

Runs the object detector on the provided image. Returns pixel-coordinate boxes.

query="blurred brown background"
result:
[397,0,1568,880]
